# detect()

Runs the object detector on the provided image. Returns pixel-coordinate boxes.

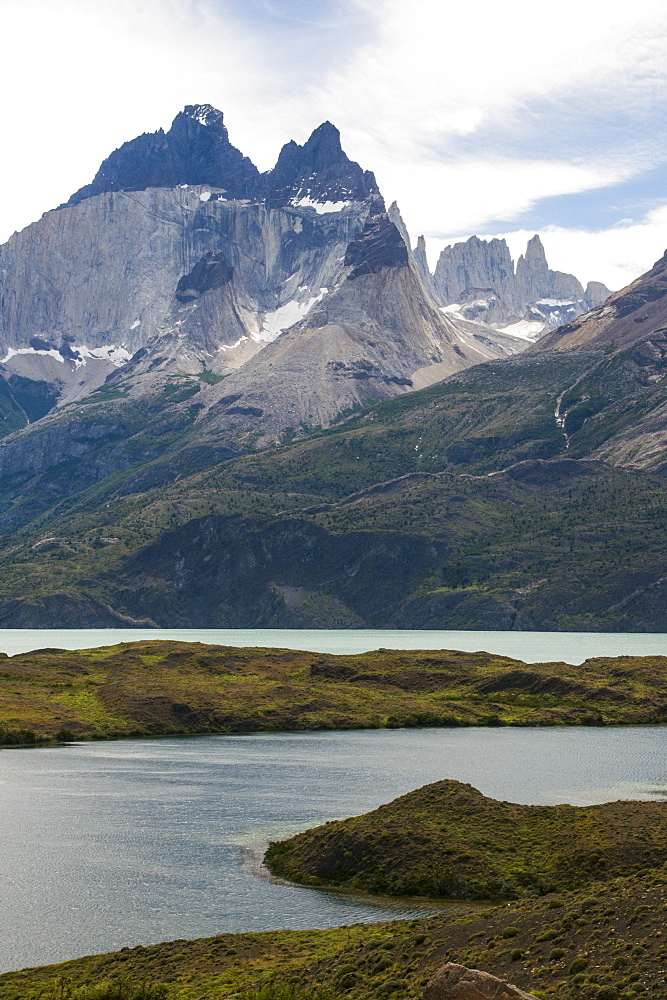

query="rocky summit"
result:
[428,233,611,338]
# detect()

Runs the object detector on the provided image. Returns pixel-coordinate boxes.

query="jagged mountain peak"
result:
[266,120,380,209]
[67,104,260,206]
[518,234,548,267]
[432,232,611,338]
[180,104,225,128]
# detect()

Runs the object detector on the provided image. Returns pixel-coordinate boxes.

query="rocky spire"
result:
[515,234,583,303]
[412,235,440,299]
[264,121,380,208]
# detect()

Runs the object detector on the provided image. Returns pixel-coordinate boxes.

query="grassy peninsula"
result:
[1,641,667,745]
[2,864,666,1000]
[265,780,667,899]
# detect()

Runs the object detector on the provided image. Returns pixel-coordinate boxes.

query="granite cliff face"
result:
[429,233,611,338]
[0,104,528,474]
[434,236,520,314]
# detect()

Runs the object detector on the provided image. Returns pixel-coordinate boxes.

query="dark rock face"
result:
[344,215,409,278]
[67,104,260,205]
[175,250,233,304]
[265,121,379,208]
[424,964,539,1000]
[67,109,378,212]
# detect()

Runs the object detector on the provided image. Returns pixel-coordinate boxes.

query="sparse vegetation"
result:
[264,779,667,899]
[2,865,666,1000]
[0,641,666,743]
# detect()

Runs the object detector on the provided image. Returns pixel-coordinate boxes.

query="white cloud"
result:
[382,155,632,238]
[0,0,266,240]
[314,0,667,160]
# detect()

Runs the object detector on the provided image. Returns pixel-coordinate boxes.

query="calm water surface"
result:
[1,726,666,973]
[1,627,667,661]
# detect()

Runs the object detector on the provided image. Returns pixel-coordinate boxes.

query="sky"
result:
[2,0,667,289]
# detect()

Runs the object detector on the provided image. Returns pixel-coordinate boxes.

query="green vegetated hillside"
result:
[0,341,666,628]
[265,780,667,899]
[1,641,666,744]
[1,458,666,629]
[2,861,666,1000]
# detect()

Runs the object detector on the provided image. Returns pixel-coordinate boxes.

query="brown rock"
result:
[424,963,539,1000]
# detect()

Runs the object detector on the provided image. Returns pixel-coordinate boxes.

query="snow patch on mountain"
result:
[0,344,132,369]
[497,319,545,341]
[75,344,132,367]
[255,289,329,343]
[292,196,351,214]
[218,336,249,353]
[1,346,65,364]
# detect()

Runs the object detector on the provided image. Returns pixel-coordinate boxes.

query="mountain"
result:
[0,104,664,631]
[67,104,260,205]
[428,234,611,338]
[537,249,667,352]
[0,104,528,484]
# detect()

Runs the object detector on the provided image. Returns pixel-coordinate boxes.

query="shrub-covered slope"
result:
[2,865,666,1000]
[265,780,667,899]
[1,338,667,629]
[1,457,666,629]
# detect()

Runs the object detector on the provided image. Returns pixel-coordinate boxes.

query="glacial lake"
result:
[2,627,667,661]
[1,726,666,973]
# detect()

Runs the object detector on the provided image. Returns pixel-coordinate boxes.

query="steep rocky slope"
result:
[537,249,667,352]
[534,251,667,468]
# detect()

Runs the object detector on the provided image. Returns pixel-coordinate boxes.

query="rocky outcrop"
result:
[432,234,612,338]
[424,964,539,1000]
[434,236,519,314]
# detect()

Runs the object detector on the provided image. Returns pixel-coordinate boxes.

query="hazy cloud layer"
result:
[1,0,666,286]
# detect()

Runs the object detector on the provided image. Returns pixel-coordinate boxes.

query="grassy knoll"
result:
[265,780,667,899]
[1,641,667,744]
[2,865,666,999]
